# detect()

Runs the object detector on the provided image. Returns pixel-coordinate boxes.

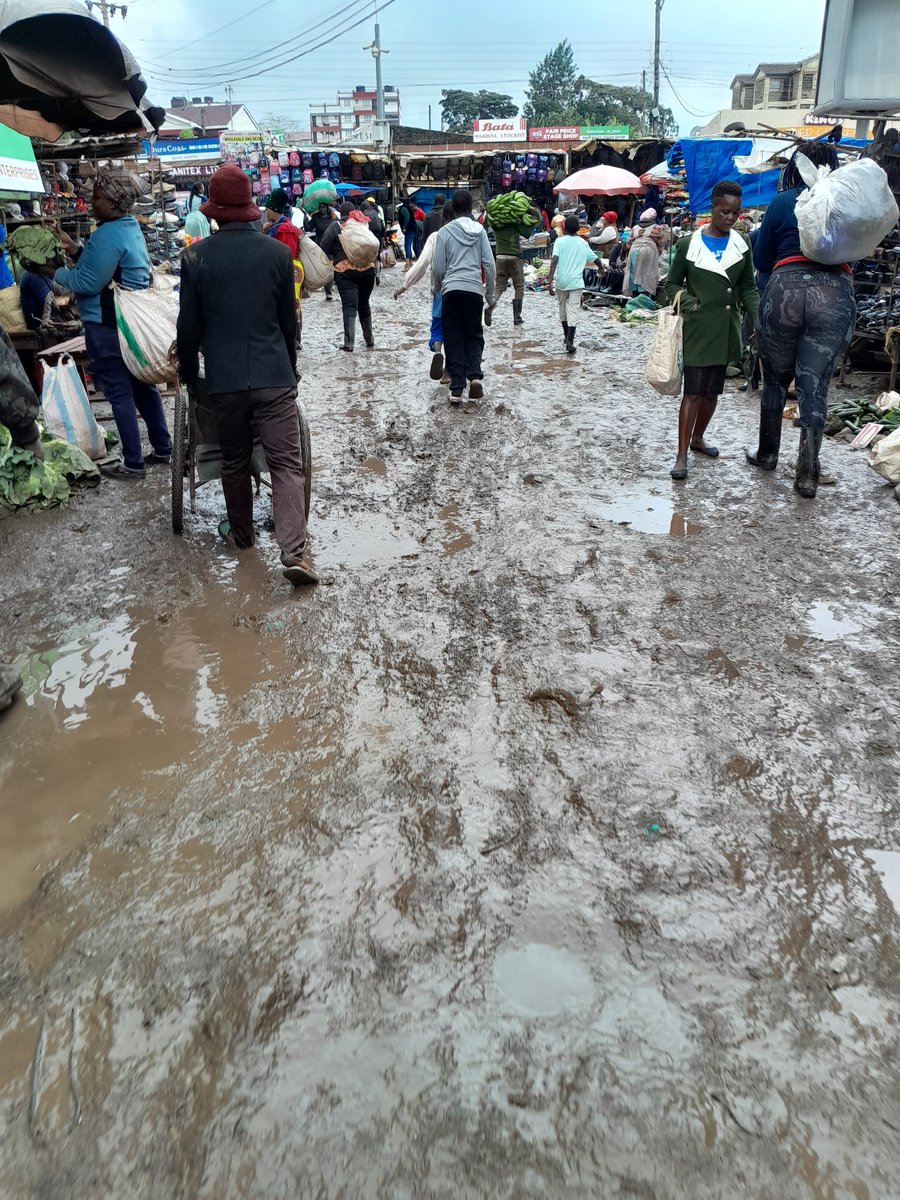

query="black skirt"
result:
[683,364,727,397]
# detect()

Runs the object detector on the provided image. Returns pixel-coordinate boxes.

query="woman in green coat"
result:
[664,180,760,479]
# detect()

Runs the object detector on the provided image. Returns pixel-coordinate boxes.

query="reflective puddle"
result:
[494,943,597,1016]
[593,490,702,537]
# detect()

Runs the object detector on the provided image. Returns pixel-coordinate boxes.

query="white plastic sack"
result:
[868,426,900,485]
[113,274,179,384]
[645,291,684,396]
[298,235,334,291]
[338,218,380,268]
[40,354,106,459]
[795,155,899,266]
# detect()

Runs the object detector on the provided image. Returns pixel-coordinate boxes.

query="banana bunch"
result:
[486,191,534,228]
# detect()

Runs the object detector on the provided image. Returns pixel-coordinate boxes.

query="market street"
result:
[1,287,898,1198]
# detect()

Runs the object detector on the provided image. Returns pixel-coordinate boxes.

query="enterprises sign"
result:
[0,122,43,193]
[472,118,528,143]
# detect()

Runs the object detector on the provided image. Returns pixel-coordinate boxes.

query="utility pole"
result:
[364,21,389,122]
[428,103,432,130]
[100,0,109,26]
[652,0,663,136]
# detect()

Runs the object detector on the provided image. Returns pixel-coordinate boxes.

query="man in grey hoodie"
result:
[431,189,496,403]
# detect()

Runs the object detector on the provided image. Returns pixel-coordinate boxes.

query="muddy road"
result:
[1,282,899,1199]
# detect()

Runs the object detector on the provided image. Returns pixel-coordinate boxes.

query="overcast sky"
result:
[119,0,826,136]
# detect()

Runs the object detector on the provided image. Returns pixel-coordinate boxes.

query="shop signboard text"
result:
[472,118,528,143]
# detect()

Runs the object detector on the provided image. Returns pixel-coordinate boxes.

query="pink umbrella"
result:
[553,165,645,196]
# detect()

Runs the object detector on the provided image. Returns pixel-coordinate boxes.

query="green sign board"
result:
[0,123,43,193]
[579,125,630,141]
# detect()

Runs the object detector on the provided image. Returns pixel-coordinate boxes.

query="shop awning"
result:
[0,0,163,141]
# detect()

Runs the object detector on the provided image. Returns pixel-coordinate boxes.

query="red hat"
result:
[201,165,261,224]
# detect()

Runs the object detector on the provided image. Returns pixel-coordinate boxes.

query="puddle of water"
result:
[313,511,419,568]
[706,648,747,682]
[803,602,881,650]
[494,943,597,1016]
[0,599,288,916]
[784,634,808,651]
[592,490,702,538]
[361,457,386,476]
[437,501,475,556]
[865,850,900,915]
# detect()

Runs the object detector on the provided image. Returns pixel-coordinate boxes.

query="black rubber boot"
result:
[794,427,822,498]
[341,313,355,352]
[512,298,524,326]
[566,326,576,354]
[561,321,569,345]
[484,304,494,327]
[361,317,375,348]
[746,407,783,471]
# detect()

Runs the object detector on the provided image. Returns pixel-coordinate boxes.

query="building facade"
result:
[308,86,400,145]
[163,99,260,139]
[730,57,819,112]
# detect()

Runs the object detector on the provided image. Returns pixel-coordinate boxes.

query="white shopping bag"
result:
[298,236,334,291]
[645,290,684,396]
[41,354,106,459]
[868,427,900,485]
[338,218,380,268]
[113,273,179,384]
[795,155,899,266]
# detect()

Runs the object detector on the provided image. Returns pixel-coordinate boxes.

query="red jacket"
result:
[269,216,301,258]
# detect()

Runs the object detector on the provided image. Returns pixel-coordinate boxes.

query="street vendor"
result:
[589,211,619,258]
[484,203,539,328]
[53,167,172,479]
[664,180,759,481]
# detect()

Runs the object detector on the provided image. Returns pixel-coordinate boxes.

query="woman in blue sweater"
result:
[55,169,171,479]
[747,141,854,499]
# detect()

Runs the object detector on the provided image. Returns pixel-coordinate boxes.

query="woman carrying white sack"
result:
[748,141,856,499]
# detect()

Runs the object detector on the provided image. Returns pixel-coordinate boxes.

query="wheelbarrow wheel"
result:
[171,385,187,534]
[298,399,312,519]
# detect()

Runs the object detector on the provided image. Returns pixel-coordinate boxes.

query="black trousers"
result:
[335,268,375,328]
[213,386,308,565]
[441,291,485,392]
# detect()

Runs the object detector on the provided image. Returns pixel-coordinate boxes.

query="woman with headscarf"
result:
[589,211,619,258]
[54,167,171,479]
[263,188,301,258]
[628,223,665,298]
[624,207,658,293]
[746,140,852,499]
[319,201,379,352]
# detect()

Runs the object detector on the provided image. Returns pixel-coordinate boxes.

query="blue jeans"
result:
[84,322,172,469]
[429,293,443,351]
[404,228,416,260]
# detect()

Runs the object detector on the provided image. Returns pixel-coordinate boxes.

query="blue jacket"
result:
[55,215,151,325]
[752,188,802,276]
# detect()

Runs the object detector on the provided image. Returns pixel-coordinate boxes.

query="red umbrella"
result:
[553,165,645,196]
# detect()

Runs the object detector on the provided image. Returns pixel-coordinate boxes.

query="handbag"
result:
[645,290,684,396]
[40,353,106,458]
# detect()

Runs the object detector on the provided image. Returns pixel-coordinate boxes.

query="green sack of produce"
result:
[486,191,535,228]
[301,180,338,214]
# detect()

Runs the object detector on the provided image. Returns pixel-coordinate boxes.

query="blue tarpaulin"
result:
[667,139,780,213]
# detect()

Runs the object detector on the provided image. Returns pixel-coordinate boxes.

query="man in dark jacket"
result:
[422,195,445,243]
[177,166,316,586]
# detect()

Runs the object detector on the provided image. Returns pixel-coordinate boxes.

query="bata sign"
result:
[472,118,528,143]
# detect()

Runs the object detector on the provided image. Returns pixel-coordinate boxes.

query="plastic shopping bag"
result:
[298,235,334,291]
[113,274,179,384]
[645,291,684,396]
[795,155,899,266]
[338,218,380,268]
[40,354,106,459]
[868,427,900,485]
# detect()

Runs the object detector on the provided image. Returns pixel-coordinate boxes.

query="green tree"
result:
[574,78,677,138]
[440,89,518,134]
[524,40,579,126]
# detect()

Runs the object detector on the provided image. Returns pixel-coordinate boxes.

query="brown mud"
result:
[1,283,899,1199]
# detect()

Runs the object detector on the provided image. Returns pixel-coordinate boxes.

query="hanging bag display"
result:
[113,273,179,385]
[40,354,107,459]
[794,155,899,266]
[645,290,684,396]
